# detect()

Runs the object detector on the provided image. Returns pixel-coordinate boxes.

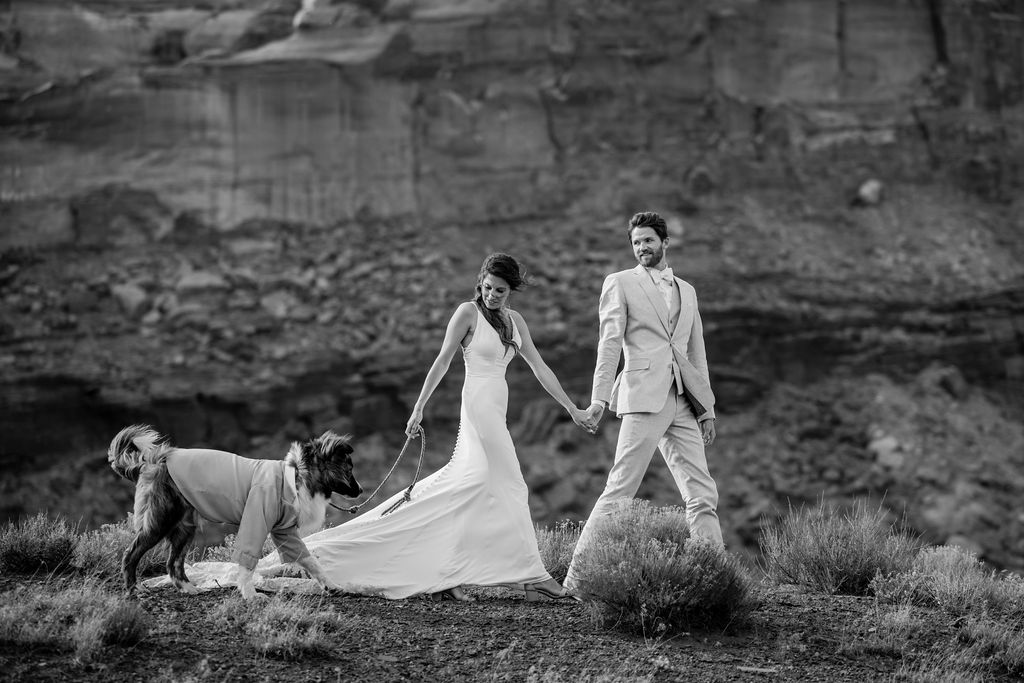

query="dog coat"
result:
[166,449,311,570]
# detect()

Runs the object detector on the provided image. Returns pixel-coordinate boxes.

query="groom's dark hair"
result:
[627,211,668,241]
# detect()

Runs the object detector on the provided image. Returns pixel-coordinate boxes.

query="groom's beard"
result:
[636,247,664,268]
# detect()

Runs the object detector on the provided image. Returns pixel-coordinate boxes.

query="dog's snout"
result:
[336,477,362,498]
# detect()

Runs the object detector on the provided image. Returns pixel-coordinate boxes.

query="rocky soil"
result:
[1,574,999,683]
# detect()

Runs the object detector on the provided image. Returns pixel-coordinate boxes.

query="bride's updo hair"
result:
[474,253,526,355]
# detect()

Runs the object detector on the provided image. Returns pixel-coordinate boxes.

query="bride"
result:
[168,253,592,601]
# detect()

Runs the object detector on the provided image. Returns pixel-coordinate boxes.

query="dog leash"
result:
[329,429,426,516]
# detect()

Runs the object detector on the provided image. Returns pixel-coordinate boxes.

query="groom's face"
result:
[630,227,668,268]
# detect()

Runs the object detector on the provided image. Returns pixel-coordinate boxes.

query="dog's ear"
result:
[316,430,353,457]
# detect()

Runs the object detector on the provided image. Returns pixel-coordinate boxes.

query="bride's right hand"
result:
[405,408,424,438]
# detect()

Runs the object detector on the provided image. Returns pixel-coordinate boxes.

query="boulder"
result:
[110,282,149,318]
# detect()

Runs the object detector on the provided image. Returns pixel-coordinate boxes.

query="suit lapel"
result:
[633,265,671,334]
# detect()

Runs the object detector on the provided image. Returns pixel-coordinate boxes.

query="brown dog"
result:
[108,425,361,599]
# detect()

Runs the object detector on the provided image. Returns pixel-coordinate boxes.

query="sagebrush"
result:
[571,500,755,636]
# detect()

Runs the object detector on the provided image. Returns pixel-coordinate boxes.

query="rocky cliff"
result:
[2,0,1023,569]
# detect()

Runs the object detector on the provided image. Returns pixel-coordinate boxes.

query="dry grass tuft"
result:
[955,615,1024,679]
[209,593,359,659]
[535,520,581,584]
[73,515,165,582]
[0,513,79,575]
[872,545,1024,679]
[872,545,1024,620]
[760,498,919,595]
[0,580,150,661]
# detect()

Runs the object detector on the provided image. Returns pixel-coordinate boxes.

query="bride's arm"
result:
[511,311,593,433]
[405,302,475,437]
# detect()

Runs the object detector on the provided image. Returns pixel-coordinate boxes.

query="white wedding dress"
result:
[150,306,553,598]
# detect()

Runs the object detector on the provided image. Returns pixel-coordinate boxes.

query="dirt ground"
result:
[0,574,983,682]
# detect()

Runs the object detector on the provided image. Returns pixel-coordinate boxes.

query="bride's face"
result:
[480,273,511,310]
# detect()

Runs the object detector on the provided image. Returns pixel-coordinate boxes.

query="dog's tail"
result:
[108,424,172,482]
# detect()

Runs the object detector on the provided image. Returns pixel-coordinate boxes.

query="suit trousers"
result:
[564,388,723,592]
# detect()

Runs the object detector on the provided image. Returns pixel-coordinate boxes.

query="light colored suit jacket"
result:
[591,264,715,420]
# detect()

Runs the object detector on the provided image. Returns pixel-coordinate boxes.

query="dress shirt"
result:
[647,266,675,310]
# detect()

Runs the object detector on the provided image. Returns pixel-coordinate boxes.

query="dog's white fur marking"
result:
[286,442,329,537]
[295,487,328,538]
[236,566,261,600]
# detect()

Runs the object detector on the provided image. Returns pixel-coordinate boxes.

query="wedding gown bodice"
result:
[463,307,520,379]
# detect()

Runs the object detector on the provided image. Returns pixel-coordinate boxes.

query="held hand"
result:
[700,418,716,447]
[586,402,605,427]
[405,408,424,438]
[570,407,597,435]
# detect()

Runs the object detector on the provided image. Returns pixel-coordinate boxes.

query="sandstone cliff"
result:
[2,0,1023,569]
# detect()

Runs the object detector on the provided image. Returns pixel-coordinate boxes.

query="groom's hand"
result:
[700,418,716,447]
[586,402,605,428]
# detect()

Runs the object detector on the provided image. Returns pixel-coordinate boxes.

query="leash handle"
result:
[330,429,426,515]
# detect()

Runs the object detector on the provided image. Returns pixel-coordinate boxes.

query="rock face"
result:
[4,0,1022,231]
[2,0,1023,569]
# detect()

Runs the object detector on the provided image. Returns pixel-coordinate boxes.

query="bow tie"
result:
[649,267,674,284]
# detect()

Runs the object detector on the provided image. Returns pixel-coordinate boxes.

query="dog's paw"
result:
[239,586,268,601]
[176,582,203,595]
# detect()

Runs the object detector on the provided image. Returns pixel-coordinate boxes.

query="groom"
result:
[565,211,723,593]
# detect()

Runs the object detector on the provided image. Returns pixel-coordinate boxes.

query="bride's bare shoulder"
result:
[450,301,478,325]
[454,301,478,315]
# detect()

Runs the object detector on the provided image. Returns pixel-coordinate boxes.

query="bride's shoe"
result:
[523,582,573,602]
[432,586,476,602]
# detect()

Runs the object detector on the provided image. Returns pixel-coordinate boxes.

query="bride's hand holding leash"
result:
[406,407,424,438]
[331,427,427,516]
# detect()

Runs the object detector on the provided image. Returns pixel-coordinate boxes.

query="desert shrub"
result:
[989,572,1024,622]
[871,545,1001,615]
[571,500,755,636]
[956,616,1024,679]
[0,513,79,574]
[535,521,581,583]
[871,545,1024,622]
[760,498,919,595]
[210,594,357,660]
[873,549,1024,679]
[894,611,1024,682]
[73,515,165,582]
[0,580,150,661]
